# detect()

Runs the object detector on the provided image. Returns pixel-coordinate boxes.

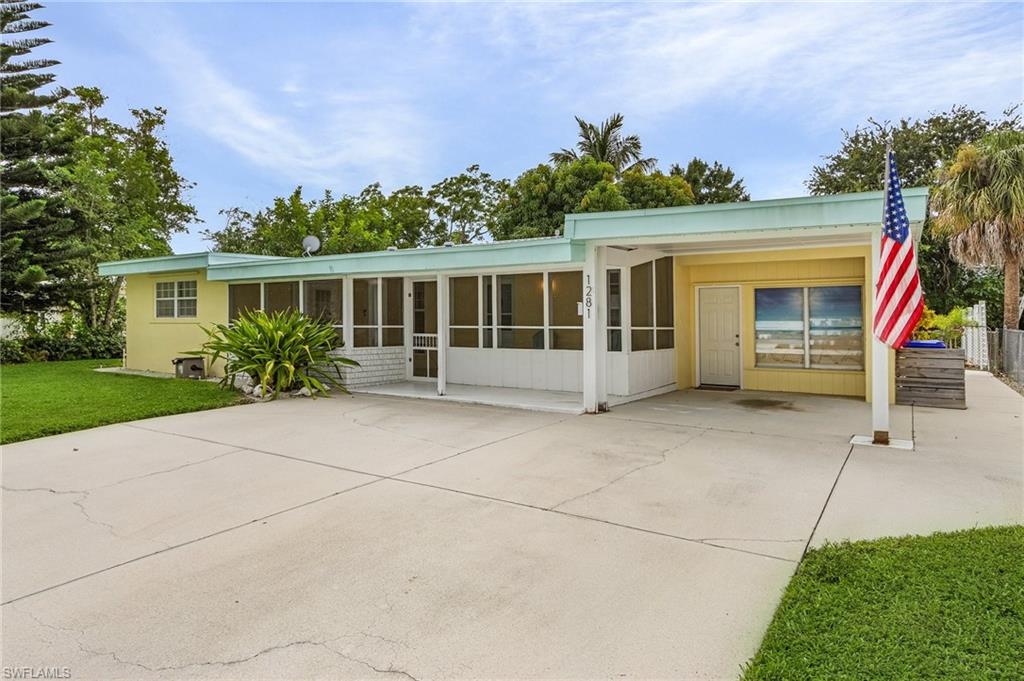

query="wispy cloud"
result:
[112,7,430,190]
[415,2,1022,127]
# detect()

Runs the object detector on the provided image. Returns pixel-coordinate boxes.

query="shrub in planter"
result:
[193,309,358,398]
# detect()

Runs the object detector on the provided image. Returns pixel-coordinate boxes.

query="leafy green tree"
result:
[0,0,84,314]
[551,113,656,176]
[669,158,749,204]
[494,158,617,240]
[619,170,695,209]
[807,105,1022,327]
[204,187,400,257]
[50,87,198,328]
[426,164,506,244]
[493,158,694,241]
[932,131,1024,329]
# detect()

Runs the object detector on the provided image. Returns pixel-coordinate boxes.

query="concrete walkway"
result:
[2,372,1020,679]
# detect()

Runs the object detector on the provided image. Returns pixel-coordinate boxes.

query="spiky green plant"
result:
[932,130,1024,329]
[192,309,358,399]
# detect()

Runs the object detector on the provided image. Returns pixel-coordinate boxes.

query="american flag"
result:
[873,149,924,348]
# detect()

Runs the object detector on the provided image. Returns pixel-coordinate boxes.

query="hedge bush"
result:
[0,312,124,363]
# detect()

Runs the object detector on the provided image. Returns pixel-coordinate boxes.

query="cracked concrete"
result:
[3,374,1021,679]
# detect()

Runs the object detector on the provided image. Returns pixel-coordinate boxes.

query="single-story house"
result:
[98,188,929,413]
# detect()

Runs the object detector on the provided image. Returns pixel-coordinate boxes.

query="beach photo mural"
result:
[755,286,864,370]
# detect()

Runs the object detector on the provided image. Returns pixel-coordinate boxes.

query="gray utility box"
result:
[172,357,206,379]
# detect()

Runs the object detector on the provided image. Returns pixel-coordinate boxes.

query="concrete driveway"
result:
[3,372,1020,680]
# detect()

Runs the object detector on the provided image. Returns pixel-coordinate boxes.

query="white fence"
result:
[963,301,989,369]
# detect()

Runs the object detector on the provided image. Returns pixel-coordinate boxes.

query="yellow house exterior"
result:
[673,245,895,401]
[100,189,927,411]
[124,269,228,375]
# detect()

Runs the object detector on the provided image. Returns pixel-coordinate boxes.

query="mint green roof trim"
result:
[98,252,284,277]
[206,237,582,281]
[98,189,930,279]
[564,187,929,241]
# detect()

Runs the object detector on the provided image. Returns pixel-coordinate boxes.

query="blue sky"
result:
[40,2,1023,253]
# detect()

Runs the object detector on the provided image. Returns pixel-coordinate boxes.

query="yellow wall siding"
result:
[674,246,891,400]
[124,270,228,376]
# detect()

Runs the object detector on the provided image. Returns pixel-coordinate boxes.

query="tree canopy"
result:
[670,158,749,204]
[550,113,657,175]
[932,130,1024,328]
[807,105,1022,328]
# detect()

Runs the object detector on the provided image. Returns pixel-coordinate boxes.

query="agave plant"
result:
[192,309,358,398]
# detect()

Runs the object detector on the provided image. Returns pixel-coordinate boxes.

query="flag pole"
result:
[871,146,892,445]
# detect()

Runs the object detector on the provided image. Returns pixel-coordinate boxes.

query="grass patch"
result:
[743,525,1024,680]
[1,359,243,444]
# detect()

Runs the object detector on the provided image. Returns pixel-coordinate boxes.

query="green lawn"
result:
[744,525,1024,680]
[1,359,244,444]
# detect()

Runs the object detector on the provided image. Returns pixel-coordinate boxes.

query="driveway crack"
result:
[17,607,418,678]
[548,429,703,511]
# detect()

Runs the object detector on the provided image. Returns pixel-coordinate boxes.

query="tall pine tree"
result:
[1,1,83,314]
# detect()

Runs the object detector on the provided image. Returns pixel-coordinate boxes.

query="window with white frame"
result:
[630,257,674,350]
[754,285,863,370]
[497,272,545,349]
[353,277,404,347]
[449,276,479,347]
[155,280,197,318]
[228,283,260,322]
[607,269,622,351]
[303,279,343,344]
[548,270,583,350]
[265,281,299,314]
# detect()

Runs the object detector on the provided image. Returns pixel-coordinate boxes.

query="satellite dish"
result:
[301,235,321,256]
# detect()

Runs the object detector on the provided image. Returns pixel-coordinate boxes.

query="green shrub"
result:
[0,312,124,363]
[912,305,977,346]
[1,338,28,363]
[193,309,358,398]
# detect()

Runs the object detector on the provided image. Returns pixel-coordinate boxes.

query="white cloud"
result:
[415,2,1022,127]
[114,9,431,191]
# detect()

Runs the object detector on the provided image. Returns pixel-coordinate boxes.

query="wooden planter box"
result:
[895,348,966,409]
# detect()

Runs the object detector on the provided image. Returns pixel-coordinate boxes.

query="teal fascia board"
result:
[565,187,929,241]
[98,252,285,277]
[206,238,582,281]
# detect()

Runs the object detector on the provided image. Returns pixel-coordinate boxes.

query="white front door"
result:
[699,287,741,386]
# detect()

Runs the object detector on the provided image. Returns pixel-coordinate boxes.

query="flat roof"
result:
[99,188,929,279]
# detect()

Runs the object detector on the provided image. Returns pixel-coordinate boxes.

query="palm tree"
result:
[550,113,657,175]
[932,130,1024,329]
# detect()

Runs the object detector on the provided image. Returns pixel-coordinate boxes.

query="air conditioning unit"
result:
[172,357,206,379]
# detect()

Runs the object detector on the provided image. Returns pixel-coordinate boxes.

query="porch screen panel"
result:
[548,270,582,350]
[229,284,260,322]
[449,276,479,348]
[482,275,494,348]
[382,277,404,346]
[265,282,299,314]
[809,286,863,369]
[755,287,805,367]
[497,273,544,349]
[655,257,674,349]
[303,279,343,345]
[630,261,654,351]
[607,269,622,351]
[353,278,378,347]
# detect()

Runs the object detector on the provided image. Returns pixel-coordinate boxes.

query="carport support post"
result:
[870,227,890,444]
[437,272,448,396]
[583,244,607,413]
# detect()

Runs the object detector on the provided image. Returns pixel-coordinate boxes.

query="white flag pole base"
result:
[850,434,914,451]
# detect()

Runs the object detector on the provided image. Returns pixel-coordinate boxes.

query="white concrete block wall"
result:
[325,346,405,389]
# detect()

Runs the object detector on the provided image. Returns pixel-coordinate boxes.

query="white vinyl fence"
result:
[963,301,989,370]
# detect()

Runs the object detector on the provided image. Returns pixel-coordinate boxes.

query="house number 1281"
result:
[584,274,593,319]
